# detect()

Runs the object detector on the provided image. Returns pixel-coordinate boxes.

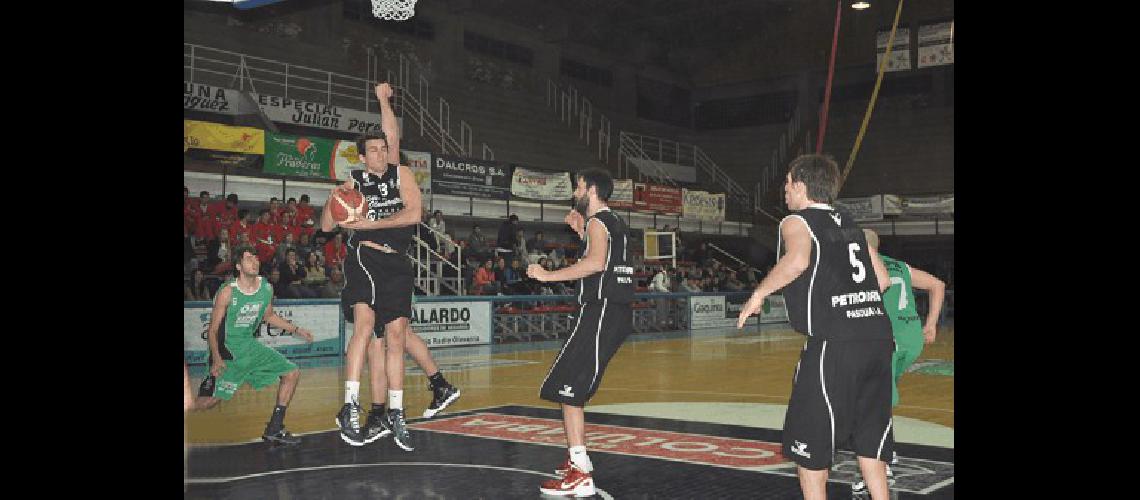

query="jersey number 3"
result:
[848,243,866,284]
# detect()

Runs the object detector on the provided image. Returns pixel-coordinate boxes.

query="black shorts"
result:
[540,299,632,406]
[341,244,414,333]
[782,338,895,470]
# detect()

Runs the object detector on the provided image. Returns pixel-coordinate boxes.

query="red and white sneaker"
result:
[539,464,596,497]
[554,454,572,478]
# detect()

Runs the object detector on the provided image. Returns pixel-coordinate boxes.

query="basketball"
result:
[329,188,365,223]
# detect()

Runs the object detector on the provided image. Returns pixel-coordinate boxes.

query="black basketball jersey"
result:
[347,165,413,253]
[578,208,634,305]
[779,204,892,341]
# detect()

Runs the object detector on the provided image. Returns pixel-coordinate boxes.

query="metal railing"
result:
[411,222,464,296]
[758,106,808,214]
[546,78,612,166]
[706,243,761,275]
[617,132,679,186]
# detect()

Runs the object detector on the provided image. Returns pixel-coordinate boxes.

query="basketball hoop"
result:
[371,0,416,21]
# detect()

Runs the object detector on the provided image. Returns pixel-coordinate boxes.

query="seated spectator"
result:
[229,210,254,247]
[527,230,547,253]
[207,227,232,272]
[189,190,214,245]
[549,246,567,268]
[497,214,519,251]
[267,268,284,299]
[303,251,329,293]
[251,210,277,268]
[723,270,744,291]
[274,211,301,245]
[207,193,240,243]
[428,210,447,251]
[278,248,316,298]
[514,229,528,257]
[320,267,344,298]
[295,194,316,229]
[268,197,283,225]
[648,266,671,293]
[184,269,212,301]
[274,232,298,267]
[681,277,703,293]
[503,258,529,294]
[324,232,347,272]
[472,258,499,295]
[466,224,490,260]
[296,232,315,264]
[439,231,457,257]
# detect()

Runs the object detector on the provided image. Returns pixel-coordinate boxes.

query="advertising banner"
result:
[431,155,512,200]
[183,301,342,365]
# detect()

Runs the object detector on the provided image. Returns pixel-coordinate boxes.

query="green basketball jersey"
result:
[880,255,923,338]
[217,277,274,352]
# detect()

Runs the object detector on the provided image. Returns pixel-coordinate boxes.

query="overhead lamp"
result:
[852,1,870,9]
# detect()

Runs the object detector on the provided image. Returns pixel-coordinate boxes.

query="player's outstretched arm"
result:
[736,217,812,328]
[908,265,945,343]
[528,218,607,282]
[263,301,314,342]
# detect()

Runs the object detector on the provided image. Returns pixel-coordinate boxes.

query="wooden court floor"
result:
[185,324,954,445]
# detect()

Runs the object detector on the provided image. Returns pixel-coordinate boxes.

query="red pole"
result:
[816,0,843,153]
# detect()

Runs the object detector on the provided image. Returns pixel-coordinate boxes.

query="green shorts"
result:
[203,343,297,400]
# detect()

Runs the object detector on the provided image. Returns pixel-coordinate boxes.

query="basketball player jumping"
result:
[849,228,945,495]
[323,82,419,451]
[191,245,315,446]
[737,154,895,500]
[527,168,635,497]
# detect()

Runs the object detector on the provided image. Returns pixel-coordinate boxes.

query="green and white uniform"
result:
[881,255,925,407]
[203,277,297,400]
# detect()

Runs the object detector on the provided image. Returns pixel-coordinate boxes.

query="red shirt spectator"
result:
[229,211,253,246]
[273,212,302,244]
[295,194,316,228]
[324,233,347,270]
[251,210,277,263]
[268,198,284,225]
[206,194,239,241]
[189,192,213,241]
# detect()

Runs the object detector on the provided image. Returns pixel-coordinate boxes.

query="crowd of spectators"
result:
[184,188,347,301]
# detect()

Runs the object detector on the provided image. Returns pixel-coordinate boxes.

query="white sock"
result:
[345,381,360,405]
[569,446,593,473]
[388,389,403,410]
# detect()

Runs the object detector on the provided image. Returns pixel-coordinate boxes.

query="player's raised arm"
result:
[908,265,946,343]
[376,82,400,166]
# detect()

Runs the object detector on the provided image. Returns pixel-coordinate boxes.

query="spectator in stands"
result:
[295,194,316,229]
[723,270,744,292]
[296,232,315,264]
[189,191,213,245]
[285,197,298,221]
[549,246,567,268]
[229,210,253,247]
[184,269,211,301]
[320,267,344,298]
[649,266,671,293]
[497,214,519,251]
[324,232,347,272]
[428,210,447,251]
[473,258,499,295]
[251,209,277,271]
[274,232,298,267]
[467,224,490,260]
[701,276,715,292]
[274,211,301,246]
[681,277,703,293]
[302,251,329,293]
[440,231,457,257]
[513,229,528,259]
[278,248,316,298]
[267,268,284,298]
[503,258,527,294]
[268,197,283,225]
[207,227,231,272]
[527,230,547,254]
[206,193,239,243]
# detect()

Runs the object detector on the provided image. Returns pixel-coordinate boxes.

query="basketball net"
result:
[371,0,416,21]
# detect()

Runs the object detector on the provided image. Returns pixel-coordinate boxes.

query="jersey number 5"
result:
[848,243,866,284]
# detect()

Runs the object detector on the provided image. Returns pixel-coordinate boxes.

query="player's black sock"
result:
[372,403,386,414]
[428,371,448,388]
[266,405,288,433]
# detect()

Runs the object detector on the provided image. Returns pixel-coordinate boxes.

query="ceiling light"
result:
[852,2,870,9]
